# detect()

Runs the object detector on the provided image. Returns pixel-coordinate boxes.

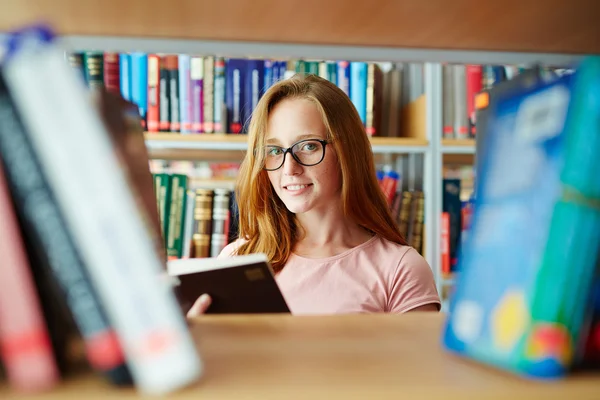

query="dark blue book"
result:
[226,58,246,134]
[243,59,265,133]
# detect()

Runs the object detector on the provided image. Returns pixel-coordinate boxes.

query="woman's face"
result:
[264,98,342,215]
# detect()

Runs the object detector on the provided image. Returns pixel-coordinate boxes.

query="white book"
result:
[3,37,202,395]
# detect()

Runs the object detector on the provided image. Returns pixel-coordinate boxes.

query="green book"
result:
[166,174,188,259]
[153,173,171,246]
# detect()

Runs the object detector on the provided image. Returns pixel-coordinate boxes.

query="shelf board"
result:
[2,313,599,399]
[441,138,476,154]
[1,0,598,57]
[144,133,429,154]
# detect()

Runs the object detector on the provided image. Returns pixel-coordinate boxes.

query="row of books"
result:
[152,172,239,261]
[442,63,574,140]
[67,51,429,138]
[0,28,201,395]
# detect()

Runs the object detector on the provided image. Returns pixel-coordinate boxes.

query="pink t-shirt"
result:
[218,235,441,315]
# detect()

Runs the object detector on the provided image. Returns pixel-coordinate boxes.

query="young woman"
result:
[188,74,440,316]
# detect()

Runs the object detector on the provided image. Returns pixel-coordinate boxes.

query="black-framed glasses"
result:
[262,139,330,171]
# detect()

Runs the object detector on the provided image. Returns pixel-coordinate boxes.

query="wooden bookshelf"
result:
[1,313,598,399]
[441,138,476,153]
[144,133,429,160]
[1,0,599,55]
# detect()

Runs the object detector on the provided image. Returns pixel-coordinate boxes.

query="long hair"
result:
[233,74,407,272]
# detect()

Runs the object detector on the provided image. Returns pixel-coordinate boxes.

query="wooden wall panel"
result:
[1,0,599,54]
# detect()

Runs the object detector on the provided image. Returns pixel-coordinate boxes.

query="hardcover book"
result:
[167,253,290,315]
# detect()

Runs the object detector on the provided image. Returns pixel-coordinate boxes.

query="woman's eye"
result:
[267,147,282,156]
[302,143,317,151]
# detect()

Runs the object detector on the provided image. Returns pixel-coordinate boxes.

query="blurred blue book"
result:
[443,56,600,379]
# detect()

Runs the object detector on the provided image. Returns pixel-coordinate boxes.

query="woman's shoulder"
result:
[217,237,248,258]
[367,235,415,259]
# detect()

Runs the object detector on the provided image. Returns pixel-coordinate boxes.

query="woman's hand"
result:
[186,294,212,318]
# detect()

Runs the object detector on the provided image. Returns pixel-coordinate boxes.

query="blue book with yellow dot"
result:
[442,57,600,379]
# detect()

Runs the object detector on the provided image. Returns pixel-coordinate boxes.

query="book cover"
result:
[3,31,202,394]
[443,58,600,380]
[0,162,59,392]
[0,74,131,386]
[167,253,290,315]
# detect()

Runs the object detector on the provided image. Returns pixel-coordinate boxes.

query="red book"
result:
[0,163,59,392]
[466,65,483,136]
[441,212,451,275]
[146,54,161,132]
[103,52,120,95]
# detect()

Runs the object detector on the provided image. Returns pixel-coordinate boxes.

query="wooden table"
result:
[1,313,599,399]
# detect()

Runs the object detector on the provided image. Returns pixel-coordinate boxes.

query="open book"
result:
[167,254,290,314]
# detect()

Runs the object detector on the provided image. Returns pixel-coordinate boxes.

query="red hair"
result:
[234,74,407,272]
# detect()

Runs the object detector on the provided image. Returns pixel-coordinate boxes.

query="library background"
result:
[0,1,599,398]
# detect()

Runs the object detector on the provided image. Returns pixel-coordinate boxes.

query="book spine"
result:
[181,189,196,259]
[442,64,455,139]
[103,52,120,95]
[442,179,462,270]
[0,76,131,386]
[278,61,288,81]
[306,61,319,76]
[466,65,483,138]
[0,162,59,392]
[453,64,468,139]
[83,52,104,91]
[226,59,245,134]
[295,59,306,75]
[192,189,213,258]
[244,59,264,133]
[264,59,274,90]
[210,189,231,257]
[130,53,148,129]
[202,56,215,133]
[387,66,402,138]
[4,41,201,395]
[398,191,412,238]
[166,174,187,260]
[178,55,191,133]
[336,61,351,97]
[66,52,86,82]
[213,57,226,133]
[153,173,171,246]
[441,212,451,275]
[190,56,204,133]
[271,60,280,83]
[119,53,132,102]
[365,63,376,136]
[318,61,328,80]
[412,191,425,254]
[158,56,171,132]
[167,55,180,132]
[326,61,337,84]
[146,54,160,132]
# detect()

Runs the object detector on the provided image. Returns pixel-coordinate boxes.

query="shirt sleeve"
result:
[387,247,442,313]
